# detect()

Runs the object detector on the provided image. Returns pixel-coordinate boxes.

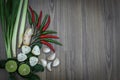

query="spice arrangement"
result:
[0,0,62,80]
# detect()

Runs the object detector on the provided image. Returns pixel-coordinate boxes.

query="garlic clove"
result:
[47,62,52,71]
[32,45,40,56]
[52,58,60,67]
[47,53,56,61]
[29,56,38,67]
[17,53,27,62]
[40,59,47,67]
[22,45,31,54]
[43,47,51,54]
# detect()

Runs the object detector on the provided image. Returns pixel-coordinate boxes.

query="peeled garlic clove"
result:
[22,45,31,54]
[23,28,33,45]
[52,58,60,67]
[32,45,40,56]
[47,62,52,71]
[40,59,47,67]
[17,53,27,62]
[43,47,50,53]
[47,53,56,61]
[29,56,38,67]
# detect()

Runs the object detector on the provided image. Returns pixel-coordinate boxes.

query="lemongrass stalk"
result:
[6,44,11,58]
[12,0,23,57]
[0,0,10,58]
[18,0,28,48]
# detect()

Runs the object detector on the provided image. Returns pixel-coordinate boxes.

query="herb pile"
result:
[0,0,62,80]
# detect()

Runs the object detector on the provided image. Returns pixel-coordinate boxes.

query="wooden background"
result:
[0,0,120,80]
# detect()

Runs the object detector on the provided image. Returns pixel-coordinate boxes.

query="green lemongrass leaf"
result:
[6,45,12,58]
[31,64,44,72]
[0,0,6,37]
[12,0,23,57]
[10,0,21,58]
[0,0,9,57]
[5,0,20,41]
[9,0,21,40]
[40,15,48,32]
[18,0,28,48]
[33,10,38,26]
[5,1,10,27]
[0,0,5,28]
[42,38,62,46]
[27,9,32,25]
[0,0,22,58]
[3,0,21,58]
[42,30,57,35]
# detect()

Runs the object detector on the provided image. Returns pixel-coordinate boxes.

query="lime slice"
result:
[5,60,17,72]
[18,64,30,76]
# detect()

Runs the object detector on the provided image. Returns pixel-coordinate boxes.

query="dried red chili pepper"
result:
[40,40,55,52]
[36,11,42,29]
[42,16,50,31]
[40,35,59,39]
[29,6,35,23]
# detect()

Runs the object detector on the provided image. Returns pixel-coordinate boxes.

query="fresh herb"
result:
[18,0,29,48]
[12,0,24,57]
[0,0,21,58]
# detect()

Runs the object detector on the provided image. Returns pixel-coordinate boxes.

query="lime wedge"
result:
[5,60,17,73]
[18,64,30,76]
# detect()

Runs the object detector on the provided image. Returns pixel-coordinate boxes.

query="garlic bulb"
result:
[22,45,31,54]
[32,45,40,56]
[52,58,60,67]
[47,53,56,61]
[23,28,33,46]
[29,56,38,67]
[47,62,52,71]
[17,53,27,62]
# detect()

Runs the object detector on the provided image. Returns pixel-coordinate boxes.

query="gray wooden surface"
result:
[0,0,120,80]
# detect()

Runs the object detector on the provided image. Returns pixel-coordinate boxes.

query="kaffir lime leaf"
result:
[5,60,17,73]
[18,64,30,76]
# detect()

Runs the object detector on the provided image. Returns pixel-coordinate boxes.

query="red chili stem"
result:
[42,16,50,31]
[40,35,59,39]
[41,40,55,52]
[29,6,35,23]
[36,11,42,29]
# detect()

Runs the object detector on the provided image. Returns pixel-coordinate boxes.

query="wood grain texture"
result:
[0,0,120,80]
